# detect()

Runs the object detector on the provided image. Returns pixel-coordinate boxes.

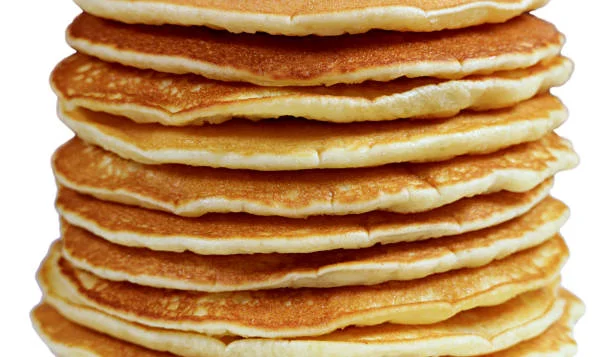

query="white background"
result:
[0,1,610,355]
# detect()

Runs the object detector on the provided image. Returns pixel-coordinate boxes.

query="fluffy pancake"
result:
[58,94,566,170]
[52,54,572,125]
[36,287,581,357]
[53,135,578,218]
[61,197,568,291]
[72,0,550,35]
[39,239,566,338]
[56,180,554,254]
[66,14,564,86]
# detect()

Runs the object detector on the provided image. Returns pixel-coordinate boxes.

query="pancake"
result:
[57,94,566,170]
[66,14,564,86]
[33,303,174,357]
[39,238,567,338]
[56,180,554,255]
[52,54,572,125]
[489,290,583,357]
[72,0,550,35]
[61,197,568,291]
[35,287,581,357]
[53,135,578,218]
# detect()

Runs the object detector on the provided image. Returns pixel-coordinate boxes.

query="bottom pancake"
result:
[34,287,582,357]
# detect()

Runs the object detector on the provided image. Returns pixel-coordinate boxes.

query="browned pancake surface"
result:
[58,94,565,169]
[56,180,553,254]
[32,289,582,356]
[52,54,572,124]
[96,0,537,14]
[486,289,582,357]
[61,197,568,291]
[47,238,567,337]
[52,134,576,217]
[67,14,563,85]
[32,304,175,357]
[73,0,551,36]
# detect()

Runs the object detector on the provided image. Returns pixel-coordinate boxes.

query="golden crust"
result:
[57,94,566,169]
[52,54,573,124]
[52,135,578,217]
[40,238,567,337]
[61,197,568,291]
[35,286,580,356]
[73,0,550,35]
[66,14,564,86]
[56,180,553,254]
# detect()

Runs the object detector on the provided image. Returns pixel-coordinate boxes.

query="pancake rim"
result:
[55,180,554,255]
[51,54,572,125]
[35,286,577,357]
[60,197,568,291]
[66,14,565,86]
[52,135,579,218]
[56,95,567,170]
[72,0,550,36]
[39,239,568,338]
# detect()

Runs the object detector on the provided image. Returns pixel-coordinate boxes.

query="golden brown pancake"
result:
[486,290,583,357]
[52,135,578,218]
[52,54,572,125]
[61,197,568,291]
[40,239,567,338]
[66,14,564,86]
[58,94,567,170]
[32,304,174,357]
[72,0,550,35]
[56,180,554,254]
[36,287,582,357]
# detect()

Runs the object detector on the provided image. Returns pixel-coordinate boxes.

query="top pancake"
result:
[72,0,550,35]
[67,14,564,86]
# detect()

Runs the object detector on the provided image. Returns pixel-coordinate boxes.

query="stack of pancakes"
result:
[32,1,584,356]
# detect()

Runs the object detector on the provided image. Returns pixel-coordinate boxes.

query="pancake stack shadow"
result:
[32,1,584,356]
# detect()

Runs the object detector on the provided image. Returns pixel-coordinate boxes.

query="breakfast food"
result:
[33,1,583,355]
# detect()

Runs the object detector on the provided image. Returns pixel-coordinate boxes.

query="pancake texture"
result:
[61,197,568,291]
[56,180,553,254]
[52,135,578,217]
[35,286,579,357]
[32,304,174,357]
[52,54,572,125]
[66,14,564,86]
[486,289,584,357]
[40,239,566,338]
[72,0,550,35]
[58,94,567,170]
[34,0,584,354]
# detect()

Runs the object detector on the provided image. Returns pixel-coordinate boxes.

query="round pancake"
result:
[39,238,567,338]
[56,180,554,255]
[52,135,578,218]
[35,287,582,357]
[61,197,568,291]
[72,0,550,35]
[52,54,573,125]
[57,94,567,170]
[66,14,564,86]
